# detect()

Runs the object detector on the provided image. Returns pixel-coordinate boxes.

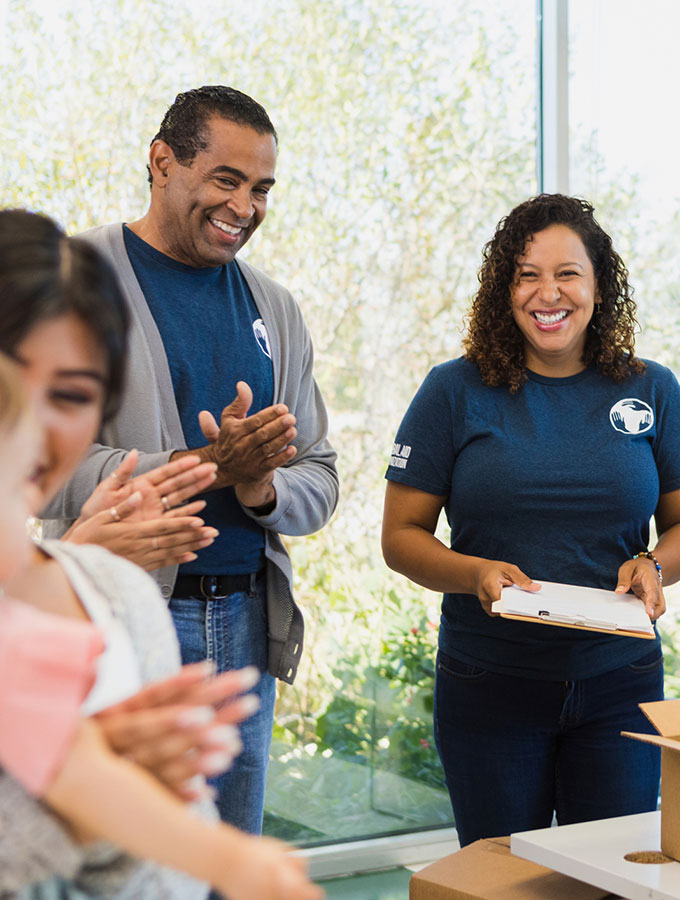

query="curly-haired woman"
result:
[382,194,680,845]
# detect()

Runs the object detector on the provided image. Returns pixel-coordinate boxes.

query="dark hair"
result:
[0,209,129,422]
[463,193,644,392]
[147,85,278,186]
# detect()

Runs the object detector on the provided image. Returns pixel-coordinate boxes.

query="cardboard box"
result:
[623,698,680,861]
[409,836,616,899]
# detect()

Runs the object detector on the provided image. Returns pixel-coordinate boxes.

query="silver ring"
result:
[109,506,121,522]
[161,495,171,512]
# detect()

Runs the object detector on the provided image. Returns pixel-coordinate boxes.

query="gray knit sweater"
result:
[42,224,339,684]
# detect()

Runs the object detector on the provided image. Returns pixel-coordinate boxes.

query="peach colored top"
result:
[0,596,104,796]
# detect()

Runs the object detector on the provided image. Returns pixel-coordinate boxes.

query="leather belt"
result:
[172,571,262,600]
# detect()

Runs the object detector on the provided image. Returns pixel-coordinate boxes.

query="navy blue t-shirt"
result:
[386,357,680,680]
[124,226,274,574]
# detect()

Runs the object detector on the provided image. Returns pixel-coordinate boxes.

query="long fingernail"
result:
[201,751,234,774]
[177,706,215,727]
[189,780,218,802]
[198,660,217,676]
[238,666,261,690]
[239,694,261,716]
[205,724,242,752]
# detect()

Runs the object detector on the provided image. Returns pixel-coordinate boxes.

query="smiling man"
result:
[43,86,339,835]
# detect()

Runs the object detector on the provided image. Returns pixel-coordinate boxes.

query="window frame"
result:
[538,0,570,193]
[297,0,569,878]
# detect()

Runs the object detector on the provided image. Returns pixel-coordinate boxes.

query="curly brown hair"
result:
[463,194,644,392]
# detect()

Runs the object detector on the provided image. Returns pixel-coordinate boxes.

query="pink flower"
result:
[420,739,430,749]
[410,626,419,635]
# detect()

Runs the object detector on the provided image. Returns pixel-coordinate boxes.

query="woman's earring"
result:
[590,301,602,332]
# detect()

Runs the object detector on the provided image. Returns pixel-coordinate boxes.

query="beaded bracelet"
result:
[634,551,663,583]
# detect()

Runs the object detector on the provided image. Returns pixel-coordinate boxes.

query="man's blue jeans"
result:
[169,570,276,835]
[434,645,663,847]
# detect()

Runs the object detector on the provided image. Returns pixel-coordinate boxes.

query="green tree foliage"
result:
[1,0,539,841]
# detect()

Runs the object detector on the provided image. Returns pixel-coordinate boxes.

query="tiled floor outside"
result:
[318,866,413,899]
[265,738,451,843]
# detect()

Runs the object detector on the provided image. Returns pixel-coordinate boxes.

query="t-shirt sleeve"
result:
[0,599,105,796]
[385,366,455,496]
[654,365,680,495]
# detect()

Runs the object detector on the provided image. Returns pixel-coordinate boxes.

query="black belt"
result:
[173,571,262,600]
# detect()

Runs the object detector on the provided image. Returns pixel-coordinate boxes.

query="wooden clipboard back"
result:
[499,611,655,639]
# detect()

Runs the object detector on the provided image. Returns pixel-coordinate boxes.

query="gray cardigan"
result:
[42,224,339,684]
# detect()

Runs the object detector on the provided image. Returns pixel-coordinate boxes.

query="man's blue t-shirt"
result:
[386,357,680,680]
[124,226,274,575]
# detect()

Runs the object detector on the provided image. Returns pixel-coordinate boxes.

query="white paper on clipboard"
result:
[492,581,654,637]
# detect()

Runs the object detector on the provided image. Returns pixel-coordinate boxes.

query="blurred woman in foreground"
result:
[0,209,266,899]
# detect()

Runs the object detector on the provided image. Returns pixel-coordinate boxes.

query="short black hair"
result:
[147,85,278,186]
[0,209,129,423]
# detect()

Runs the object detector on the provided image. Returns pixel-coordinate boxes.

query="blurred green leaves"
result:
[1,0,542,841]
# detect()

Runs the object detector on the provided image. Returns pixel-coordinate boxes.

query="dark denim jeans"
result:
[434,645,663,847]
[169,570,276,835]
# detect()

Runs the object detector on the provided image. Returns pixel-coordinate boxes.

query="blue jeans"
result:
[434,645,663,847]
[169,571,276,835]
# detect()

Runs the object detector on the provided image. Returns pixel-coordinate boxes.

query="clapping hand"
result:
[95,662,261,801]
[79,450,217,521]
[64,453,219,570]
[198,381,297,509]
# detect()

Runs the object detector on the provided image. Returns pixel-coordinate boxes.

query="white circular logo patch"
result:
[609,398,654,434]
[252,318,272,359]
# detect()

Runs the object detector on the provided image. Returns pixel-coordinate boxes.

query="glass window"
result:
[569,0,680,694]
[569,0,680,373]
[1,0,537,846]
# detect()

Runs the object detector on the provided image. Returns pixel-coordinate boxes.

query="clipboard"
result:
[491,581,655,639]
